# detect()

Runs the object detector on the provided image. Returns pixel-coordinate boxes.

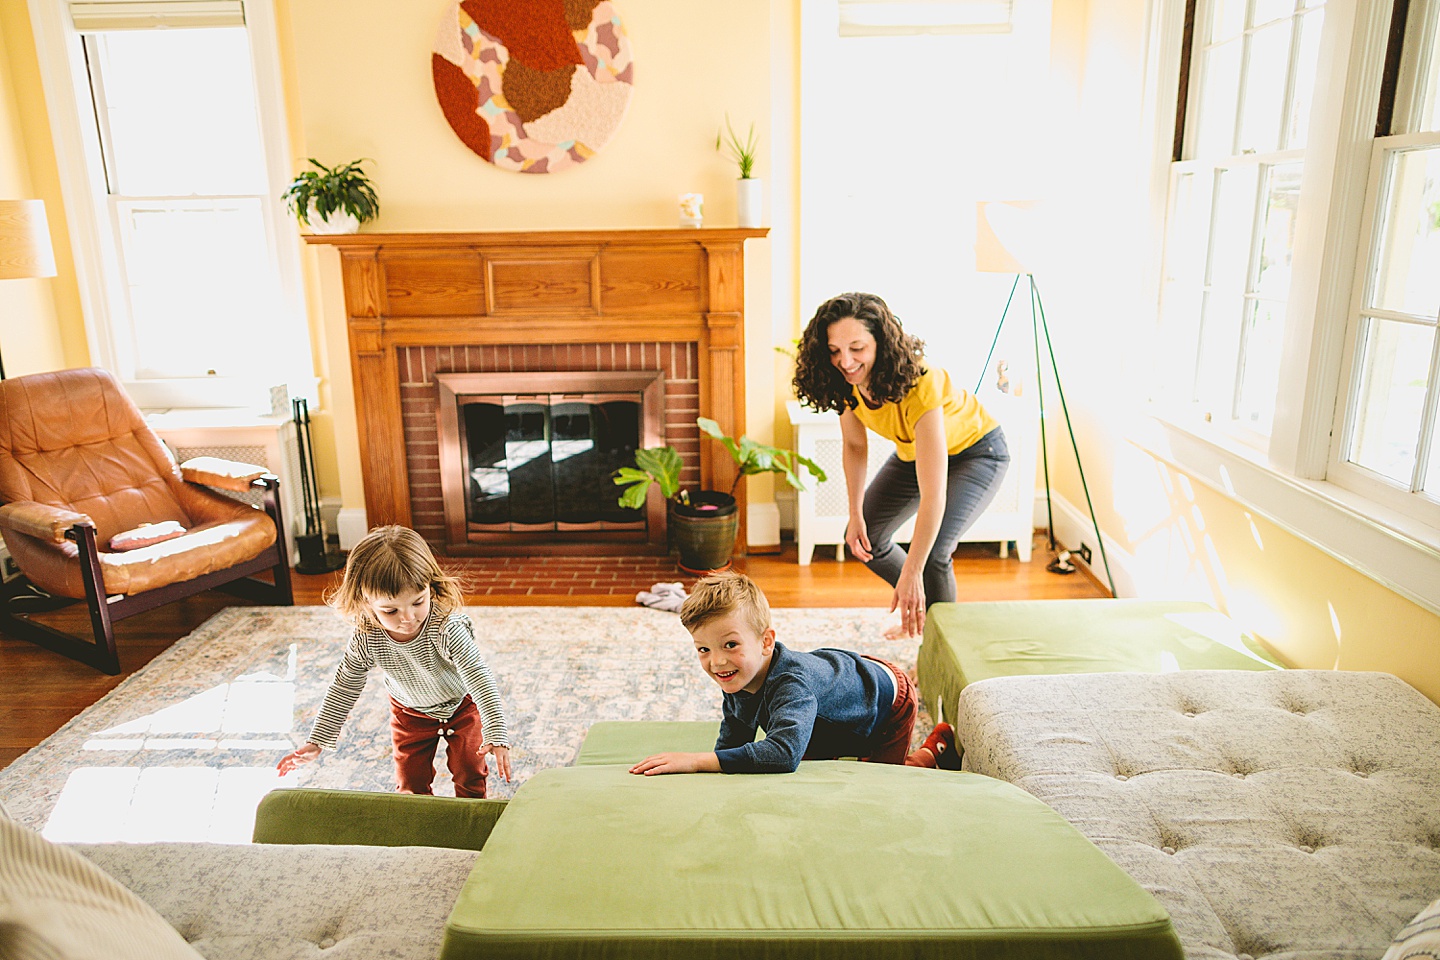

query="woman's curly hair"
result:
[792,292,925,413]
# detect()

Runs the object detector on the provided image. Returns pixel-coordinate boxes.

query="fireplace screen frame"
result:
[435,371,666,552]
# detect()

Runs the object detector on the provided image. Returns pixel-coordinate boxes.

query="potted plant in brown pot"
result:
[615,418,825,574]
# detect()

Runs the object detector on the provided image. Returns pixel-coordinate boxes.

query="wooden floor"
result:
[0,535,1106,768]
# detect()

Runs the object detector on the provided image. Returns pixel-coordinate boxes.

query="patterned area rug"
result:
[0,606,925,842]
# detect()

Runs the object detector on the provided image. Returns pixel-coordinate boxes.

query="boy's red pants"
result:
[860,657,934,767]
[389,694,489,798]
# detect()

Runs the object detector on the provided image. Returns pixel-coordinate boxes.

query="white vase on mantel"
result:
[306,205,360,235]
[736,178,763,228]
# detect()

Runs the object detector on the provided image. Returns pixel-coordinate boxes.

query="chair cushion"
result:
[74,841,479,960]
[445,763,1183,960]
[956,669,1440,960]
[109,520,187,551]
[0,815,202,960]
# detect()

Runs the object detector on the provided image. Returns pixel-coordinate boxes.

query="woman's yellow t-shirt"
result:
[851,366,997,461]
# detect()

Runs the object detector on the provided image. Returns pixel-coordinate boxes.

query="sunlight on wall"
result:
[1328,600,1343,670]
[797,0,1054,372]
[42,646,300,843]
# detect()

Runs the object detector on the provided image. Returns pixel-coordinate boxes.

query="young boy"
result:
[629,571,957,775]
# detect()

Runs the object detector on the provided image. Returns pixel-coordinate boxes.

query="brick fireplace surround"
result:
[309,228,767,556]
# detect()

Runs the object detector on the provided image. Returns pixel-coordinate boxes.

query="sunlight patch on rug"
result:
[0,606,922,842]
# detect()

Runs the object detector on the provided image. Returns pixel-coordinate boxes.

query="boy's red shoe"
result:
[920,722,960,770]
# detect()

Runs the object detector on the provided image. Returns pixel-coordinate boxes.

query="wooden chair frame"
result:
[0,476,294,675]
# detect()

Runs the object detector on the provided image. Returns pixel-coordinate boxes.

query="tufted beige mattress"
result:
[71,840,479,959]
[955,670,1440,960]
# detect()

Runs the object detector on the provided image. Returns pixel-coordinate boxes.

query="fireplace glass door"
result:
[462,393,645,532]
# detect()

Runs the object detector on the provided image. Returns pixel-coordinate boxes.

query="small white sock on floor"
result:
[636,582,688,613]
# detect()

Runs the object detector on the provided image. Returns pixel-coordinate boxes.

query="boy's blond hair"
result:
[679,571,771,638]
[327,525,465,627]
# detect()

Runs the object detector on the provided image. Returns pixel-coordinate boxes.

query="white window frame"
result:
[1326,128,1440,527]
[27,0,312,410]
[1141,0,1440,615]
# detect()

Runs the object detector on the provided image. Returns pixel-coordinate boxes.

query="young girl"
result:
[277,525,511,797]
[792,292,1011,638]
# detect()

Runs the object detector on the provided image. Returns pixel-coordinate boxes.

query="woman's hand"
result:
[277,742,321,775]
[845,515,873,562]
[890,568,926,637]
[478,743,512,781]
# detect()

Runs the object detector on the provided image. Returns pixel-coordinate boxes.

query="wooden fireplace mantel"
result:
[309,227,768,547]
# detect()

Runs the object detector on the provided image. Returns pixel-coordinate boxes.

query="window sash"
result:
[1329,131,1440,521]
[1163,0,1325,448]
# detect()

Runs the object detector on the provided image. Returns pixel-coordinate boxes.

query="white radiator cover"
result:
[147,412,306,565]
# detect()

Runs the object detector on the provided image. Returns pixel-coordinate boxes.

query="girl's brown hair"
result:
[791,291,926,414]
[327,525,465,627]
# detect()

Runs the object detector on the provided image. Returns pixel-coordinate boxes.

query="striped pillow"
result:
[0,816,202,960]
[1384,898,1440,960]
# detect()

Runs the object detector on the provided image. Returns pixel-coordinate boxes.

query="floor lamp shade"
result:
[0,200,58,280]
[975,200,1039,275]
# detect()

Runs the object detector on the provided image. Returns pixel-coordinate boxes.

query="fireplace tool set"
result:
[291,397,343,574]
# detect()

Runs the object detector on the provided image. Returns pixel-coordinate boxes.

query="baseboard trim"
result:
[1046,493,1134,598]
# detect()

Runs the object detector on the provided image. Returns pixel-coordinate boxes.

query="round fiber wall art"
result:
[432,0,634,174]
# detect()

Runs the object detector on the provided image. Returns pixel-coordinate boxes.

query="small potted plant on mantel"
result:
[282,158,380,235]
[615,417,825,574]
[717,115,762,228]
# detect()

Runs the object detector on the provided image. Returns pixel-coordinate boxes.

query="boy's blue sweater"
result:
[714,641,894,773]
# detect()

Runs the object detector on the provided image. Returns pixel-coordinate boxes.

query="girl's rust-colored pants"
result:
[389,694,489,798]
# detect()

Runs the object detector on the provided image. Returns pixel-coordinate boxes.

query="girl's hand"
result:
[845,516,873,562]
[478,743,512,781]
[890,569,926,638]
[277,742,321,775]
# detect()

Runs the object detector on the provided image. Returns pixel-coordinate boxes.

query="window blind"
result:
[69,1,244,31]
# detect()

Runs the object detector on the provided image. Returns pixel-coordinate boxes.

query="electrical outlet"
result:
[1076,542,1093,566]
[0,544,21,584]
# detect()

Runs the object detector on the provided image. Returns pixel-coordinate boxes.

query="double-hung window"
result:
[1159,0,1327,443]
[1151,0,1440,609]
[29,0,310,409]
[1330,2,1440,526]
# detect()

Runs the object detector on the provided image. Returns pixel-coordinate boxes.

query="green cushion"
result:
[919,599,1284,725]
[443,763,1183,960]
[252,788,507,851]
[575,720,721,765]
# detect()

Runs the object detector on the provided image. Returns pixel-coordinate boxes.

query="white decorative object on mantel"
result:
[736,178,762,228]
[787,390,1038,565]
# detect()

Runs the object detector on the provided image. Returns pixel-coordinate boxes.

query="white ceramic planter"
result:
[306,206,360,235]
[736,178,762,228]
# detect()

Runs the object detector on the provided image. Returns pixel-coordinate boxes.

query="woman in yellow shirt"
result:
[793,292,1010,637]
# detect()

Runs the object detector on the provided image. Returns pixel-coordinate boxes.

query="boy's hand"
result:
[277,742,321,775]
[629,752,721,776]
[478,743,512,781]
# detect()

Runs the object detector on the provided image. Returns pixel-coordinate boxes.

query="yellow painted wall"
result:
[1038,0,1440,704]
[0,1,87,376]
[277,0,779,515]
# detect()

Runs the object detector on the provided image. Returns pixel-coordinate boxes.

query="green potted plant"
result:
[282,158,380,235]
[716,115,762,228]
[615,417,825,574]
